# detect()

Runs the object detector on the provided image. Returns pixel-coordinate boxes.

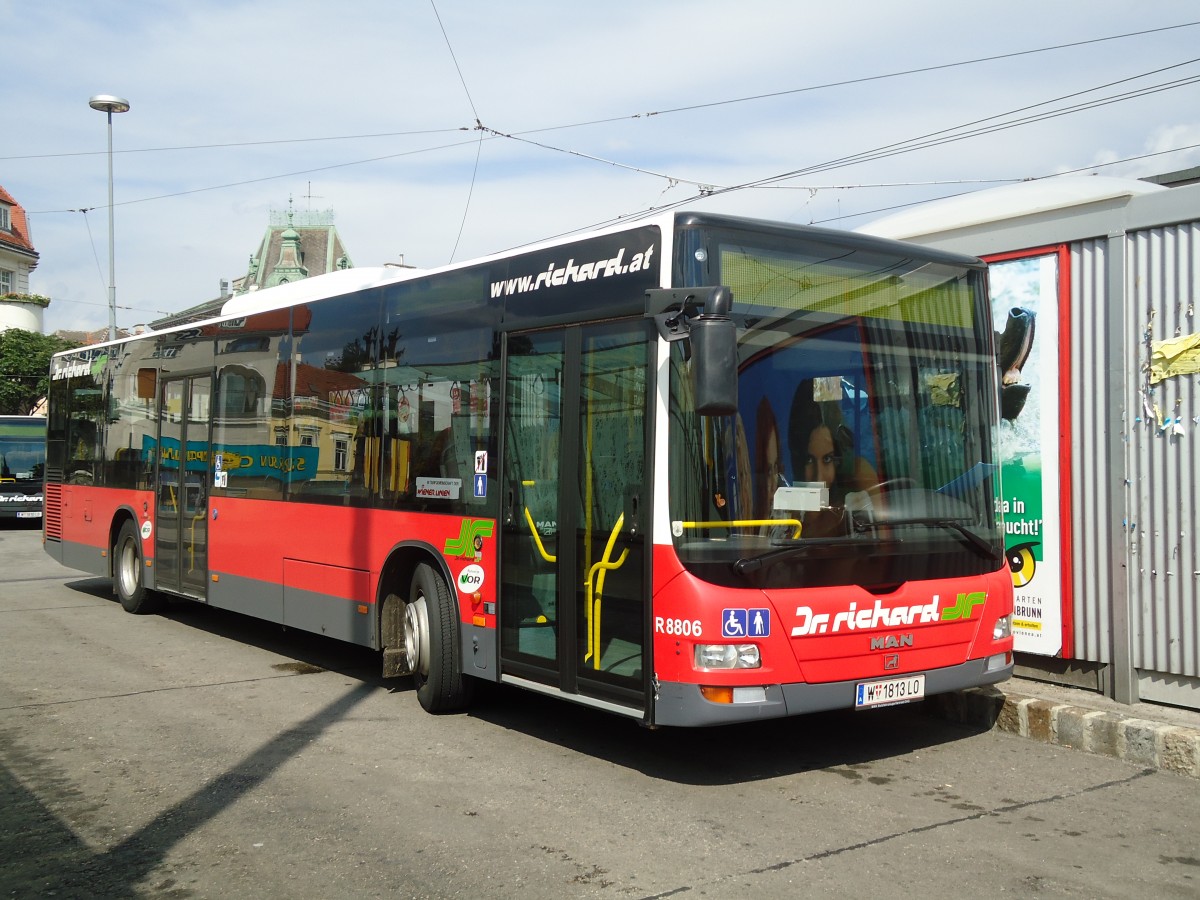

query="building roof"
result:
[0,184,39,262]
[858,176,1167,242]
[54,327,133,345]
[236,208,353,294]
[149,206,355,330]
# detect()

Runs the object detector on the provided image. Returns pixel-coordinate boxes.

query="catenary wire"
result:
[6,20,1196,163]
[429,0,484,264]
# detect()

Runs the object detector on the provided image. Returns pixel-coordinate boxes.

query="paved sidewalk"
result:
[930,676,1200,779]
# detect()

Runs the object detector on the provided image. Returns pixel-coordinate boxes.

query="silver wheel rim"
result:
[404,596,430,678]
[118,538,138,597]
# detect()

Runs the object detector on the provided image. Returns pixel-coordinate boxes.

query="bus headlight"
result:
[993,615,1012,640]
[694,643,761,669]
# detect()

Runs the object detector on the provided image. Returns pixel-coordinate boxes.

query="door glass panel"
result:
[156,380,185,588]
[500,332,564,668]
[155,376,210,598]
[575,322,646,692]
[180,376,210,595]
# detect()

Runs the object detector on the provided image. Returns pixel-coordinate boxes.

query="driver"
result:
[788,379,878,535]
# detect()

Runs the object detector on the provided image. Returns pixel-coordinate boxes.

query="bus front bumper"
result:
[652,655,1013,727]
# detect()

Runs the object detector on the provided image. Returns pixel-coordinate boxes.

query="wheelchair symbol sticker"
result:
[722,608,770,638]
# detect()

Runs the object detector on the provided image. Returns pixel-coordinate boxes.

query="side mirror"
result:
[646,286,739,416]
[690,316,738,415]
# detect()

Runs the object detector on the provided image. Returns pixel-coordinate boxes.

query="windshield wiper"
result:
[853,516,1001,561]
[733,536,864,576]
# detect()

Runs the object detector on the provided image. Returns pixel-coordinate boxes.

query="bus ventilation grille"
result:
[44,479,63,541]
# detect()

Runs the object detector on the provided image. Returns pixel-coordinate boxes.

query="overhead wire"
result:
[484,56,1200,199]
[10,19,1196,164]
[756,69,1200,187]
[16,18,1200,323]
[493,60,1200,244]
[811,140,1200,225]
[429,0,484,263]
[0,127,471,162]
[509,20,1200,137]
[18,22,1199,221]
[27,136,491,215]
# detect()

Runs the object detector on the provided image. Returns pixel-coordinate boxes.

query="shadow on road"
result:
[467,685,992,785]
[1,683,376,897]
[56,579,995,790]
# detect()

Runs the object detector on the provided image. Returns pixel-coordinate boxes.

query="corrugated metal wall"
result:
[1125,222,1200,683]
[863,183,1200,706]
[1070,238,1114,664]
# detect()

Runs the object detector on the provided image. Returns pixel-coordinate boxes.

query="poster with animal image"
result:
[987,251,1063,657]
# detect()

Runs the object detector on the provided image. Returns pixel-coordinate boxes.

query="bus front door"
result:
[155,374,211,600]
[500,321,650,713]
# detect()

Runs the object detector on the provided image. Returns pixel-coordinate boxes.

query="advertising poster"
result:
[986,250,1066,656]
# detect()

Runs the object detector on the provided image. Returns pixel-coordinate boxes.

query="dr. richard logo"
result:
[790,592,986,637]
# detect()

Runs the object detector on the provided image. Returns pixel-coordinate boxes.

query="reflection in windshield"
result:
[667,235,1002,590]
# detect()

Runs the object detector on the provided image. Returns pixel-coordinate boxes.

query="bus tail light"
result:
[694,643,761,669]
[700,685,768,704]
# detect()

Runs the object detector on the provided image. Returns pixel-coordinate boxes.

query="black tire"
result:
[410,562,474,713]
[114,520,162,614]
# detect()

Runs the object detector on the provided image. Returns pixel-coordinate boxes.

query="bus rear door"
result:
[155,374,212,600]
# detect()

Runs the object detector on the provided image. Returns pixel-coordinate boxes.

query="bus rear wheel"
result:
[408,562,473,713]
[114,520,161,614]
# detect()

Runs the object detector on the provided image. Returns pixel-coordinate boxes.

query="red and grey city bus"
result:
[43,211,1013,726]
[0,415,46,523]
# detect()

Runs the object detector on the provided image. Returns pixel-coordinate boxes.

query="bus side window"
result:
[67,374,104,486]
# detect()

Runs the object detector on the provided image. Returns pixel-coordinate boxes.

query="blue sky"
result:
[4,0,1200,335]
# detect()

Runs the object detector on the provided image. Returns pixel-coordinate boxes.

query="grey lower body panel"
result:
[54,539,107,579]
[652,658,1014,727]
[208,571,377,648]
[463,622,499,682]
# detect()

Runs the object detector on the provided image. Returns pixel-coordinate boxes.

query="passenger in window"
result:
[788,379,877,536]
[753,397,784,522]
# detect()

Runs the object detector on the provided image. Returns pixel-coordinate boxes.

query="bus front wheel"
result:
[114,520,161,614]
[408,562,473,713]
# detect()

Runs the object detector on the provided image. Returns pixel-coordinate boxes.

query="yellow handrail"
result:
[678,518,801,530]
[678,518,803,539]
[187,509,205,574]
[523,506,557,563]
[584,513,628,670]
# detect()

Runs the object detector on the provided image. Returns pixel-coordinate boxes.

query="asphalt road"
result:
[2,523,1198,899]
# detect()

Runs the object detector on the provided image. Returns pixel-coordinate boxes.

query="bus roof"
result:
[52,208,985,359]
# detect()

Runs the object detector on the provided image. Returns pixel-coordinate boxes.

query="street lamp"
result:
[89,94,130,342]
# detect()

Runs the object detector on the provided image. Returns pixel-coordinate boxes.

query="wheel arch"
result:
[377,540,455,652]
[108,505,142,580]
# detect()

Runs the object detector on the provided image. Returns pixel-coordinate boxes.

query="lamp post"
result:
[89,94,130,342]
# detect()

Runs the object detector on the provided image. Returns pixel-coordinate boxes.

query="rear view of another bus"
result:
[0,415,46,524]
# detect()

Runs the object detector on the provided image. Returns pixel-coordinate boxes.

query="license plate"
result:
[855,674,925,708]
[16,511,42,519]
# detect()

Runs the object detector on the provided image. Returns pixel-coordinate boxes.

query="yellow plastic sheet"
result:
[1149,332,1200,385]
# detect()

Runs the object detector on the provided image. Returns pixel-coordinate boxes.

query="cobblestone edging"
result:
[927,687,1200,779]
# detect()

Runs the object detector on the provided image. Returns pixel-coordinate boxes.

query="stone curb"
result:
[927,687,1200,779]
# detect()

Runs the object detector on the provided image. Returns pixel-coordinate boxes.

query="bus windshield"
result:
[0,416,46,521]
[0,418,46,485]
[667,227,1002,590]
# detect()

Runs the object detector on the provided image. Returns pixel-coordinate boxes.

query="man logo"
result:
[883,654,900,670]
[870,633,914,651]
